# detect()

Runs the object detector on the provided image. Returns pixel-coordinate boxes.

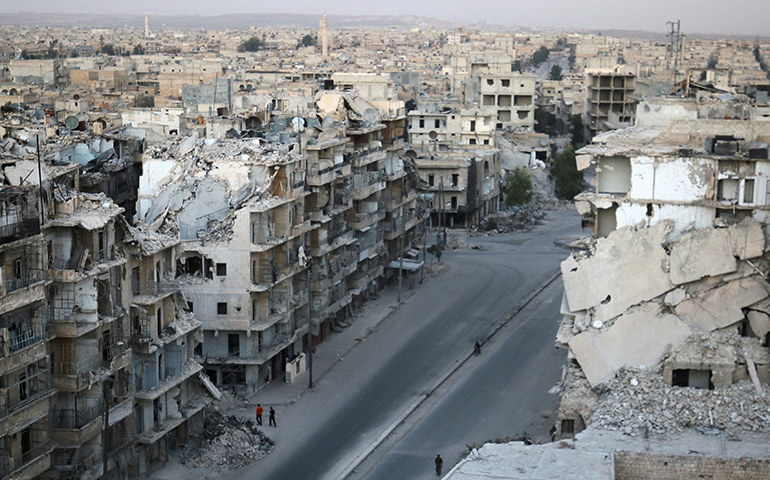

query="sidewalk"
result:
[222,262,447,414]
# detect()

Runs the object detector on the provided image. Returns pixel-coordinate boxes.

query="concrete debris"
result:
[589,366,770,435]
[180,406,274,472]
[569,303,692,387]
[674,275,770,332]
[562,221,674,323]
[668,227,736,285]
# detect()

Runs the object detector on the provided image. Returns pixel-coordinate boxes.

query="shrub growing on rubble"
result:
[553,147,584,201]
[505,167,534,206]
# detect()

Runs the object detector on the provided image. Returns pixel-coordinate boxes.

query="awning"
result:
[388,259,424,272]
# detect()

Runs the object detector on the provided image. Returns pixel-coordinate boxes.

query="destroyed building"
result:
[555,96,770,453]
[133,90,426,391]
[0,116,218,480]
[122,223,214,476]
[137,135,312,389]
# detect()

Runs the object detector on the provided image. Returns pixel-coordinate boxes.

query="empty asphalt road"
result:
[225,209,584,480]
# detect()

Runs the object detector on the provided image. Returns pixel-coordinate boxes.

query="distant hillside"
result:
[0,12,457,30]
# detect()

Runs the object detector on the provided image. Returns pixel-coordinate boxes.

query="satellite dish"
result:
[292,117,305,132]
[363,108,379,123]
[73,94,80,100]
[404,149,417,159]
[64,116,79,130]
[322,116,334,128]
[539,138,548,146]
[428,130,438,140]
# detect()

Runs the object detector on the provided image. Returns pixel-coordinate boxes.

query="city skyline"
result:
[3,0,769,36]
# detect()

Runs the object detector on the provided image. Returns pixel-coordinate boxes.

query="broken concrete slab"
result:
[674,276,770,332]
[664,288,686,306]
[728,219,765,260]
[569,303,692,387]
[746,310,770,343]
[561,221,674,322]
[669,227,736,285]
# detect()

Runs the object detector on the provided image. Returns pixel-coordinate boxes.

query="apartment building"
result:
[0,158,54,480]
[584,72,637,139]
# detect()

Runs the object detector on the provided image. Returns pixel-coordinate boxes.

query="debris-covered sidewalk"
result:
[180,406,274,472]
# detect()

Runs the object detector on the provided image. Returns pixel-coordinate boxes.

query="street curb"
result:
[339,267,563,480]
[295,262,451,403]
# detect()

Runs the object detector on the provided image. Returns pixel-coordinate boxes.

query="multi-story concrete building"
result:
[416,149,501,228]
[0,157,54,480]
[123,224,213,476]
[584,72,637,139]
[478,73,536,131]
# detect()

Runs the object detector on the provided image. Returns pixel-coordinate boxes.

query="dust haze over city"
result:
[1,1,770,479]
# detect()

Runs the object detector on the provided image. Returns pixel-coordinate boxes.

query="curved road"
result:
[224,209,583,480]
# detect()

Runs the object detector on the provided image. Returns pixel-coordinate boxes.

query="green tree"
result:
[548,64,563,80]
[532,46,550,67]
[569,114,585,148]
[100,44,115,55]
[299,34,317,47]
[707,54,718,69]
[505,167,534,206]
[240,36,261,52]
[553,147,584,200]
[133,44,145,55]
[512,60,522,73]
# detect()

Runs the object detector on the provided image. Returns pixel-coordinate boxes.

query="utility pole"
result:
[397,220,404,303]
[307,260,314,389]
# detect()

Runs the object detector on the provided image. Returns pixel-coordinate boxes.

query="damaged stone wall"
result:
[557,217,770,438]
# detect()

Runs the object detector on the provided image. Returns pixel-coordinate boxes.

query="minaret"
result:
[320,12,329,58]
[145,12,149,38]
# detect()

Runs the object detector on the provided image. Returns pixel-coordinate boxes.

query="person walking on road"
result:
[269,407,277,427]
[256,404,263,426]
[435,454,443,476]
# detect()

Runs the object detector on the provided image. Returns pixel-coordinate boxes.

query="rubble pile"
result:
[181,406,274,471]
[472,203,548,235]
[589,367,770,435]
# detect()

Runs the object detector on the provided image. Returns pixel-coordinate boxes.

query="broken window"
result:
[434,119,441,128]
[217,303,228,315]
[561,419,574,436]
[486,79,494,86]
[501,79,510,87]
[216,263,227,276]
[743,179,755,204]
[717,179,739,201]
[452,174,459,187]
[672,369,713,389]
[419,119,425,128]
[469,139,476,145]
[428,174,435,186]
[470,120,476,132]
[451,197,457,209]
[597,156,631,194]
[228,334,239,356]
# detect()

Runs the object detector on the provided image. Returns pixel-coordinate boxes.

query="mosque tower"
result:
[320,12,329,58]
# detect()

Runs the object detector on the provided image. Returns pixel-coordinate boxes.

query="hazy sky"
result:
[6,0,770,36]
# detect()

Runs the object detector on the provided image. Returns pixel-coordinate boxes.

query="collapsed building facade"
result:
[555,96,770,462]
[0,121,218,480]
[136,91,427,390]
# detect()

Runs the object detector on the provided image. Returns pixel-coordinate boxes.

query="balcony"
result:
[51,404,104,446]
[105,417,137,457]
[3,271,45,295]
[131,281,181,305]
[0,217,40,245]
[0,441,55,480]
[52,448,101,480]
[351,143,386,167]
[352,171,386,200]
[350,209,386,231]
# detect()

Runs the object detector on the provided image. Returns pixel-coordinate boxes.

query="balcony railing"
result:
[106,418,137,456]
[53,449,101,480]
[8,325,46,353]
[4,272,44,294]
[134,281,181,297]
[353,171,385,190]
[0,217,40,244]
[52,403,103,429]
